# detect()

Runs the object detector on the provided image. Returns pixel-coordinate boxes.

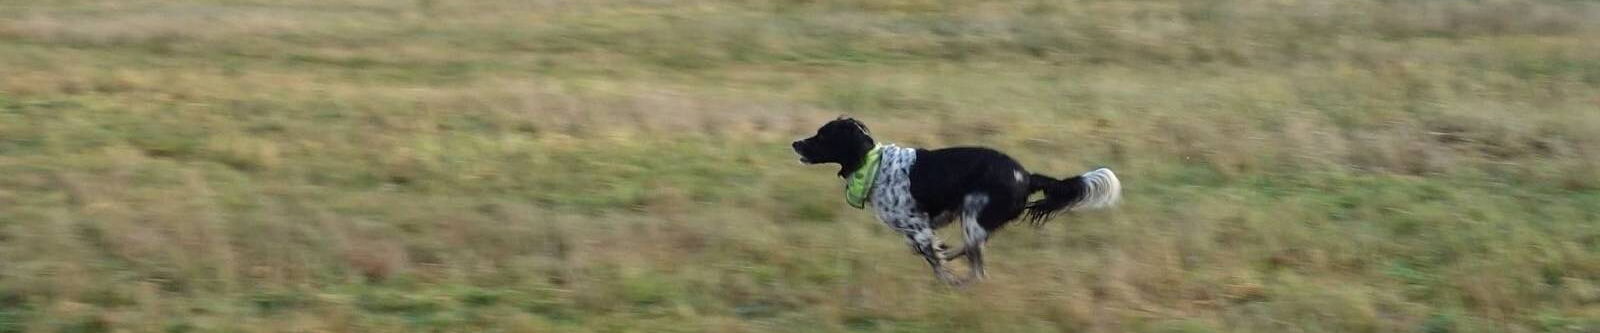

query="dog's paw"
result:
[934,268,965,286]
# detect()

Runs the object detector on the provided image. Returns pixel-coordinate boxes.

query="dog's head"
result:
[792,116,875,173]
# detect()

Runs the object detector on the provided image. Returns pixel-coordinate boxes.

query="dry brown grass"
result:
[2,0,1600,332]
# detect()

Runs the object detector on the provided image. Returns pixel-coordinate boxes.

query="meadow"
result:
[2,0,1599,332]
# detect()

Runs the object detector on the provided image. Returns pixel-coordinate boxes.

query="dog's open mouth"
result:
[792,143,814,164]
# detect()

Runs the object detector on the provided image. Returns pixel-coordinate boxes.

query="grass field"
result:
[3,0,1600,332]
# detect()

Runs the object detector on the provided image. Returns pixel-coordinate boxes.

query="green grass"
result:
[3,0,1600,332]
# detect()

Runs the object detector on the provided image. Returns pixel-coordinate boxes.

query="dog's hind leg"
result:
[959,194,991,280]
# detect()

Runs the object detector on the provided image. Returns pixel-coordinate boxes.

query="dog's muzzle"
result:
[791,141,812,164]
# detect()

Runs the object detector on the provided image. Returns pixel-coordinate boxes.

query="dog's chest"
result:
[867,145,924,231]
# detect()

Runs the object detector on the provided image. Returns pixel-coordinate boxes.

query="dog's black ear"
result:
[852,119,870,135]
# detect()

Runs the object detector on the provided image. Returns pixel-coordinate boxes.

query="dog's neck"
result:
[837,160,863,178]
[836,142,876,178]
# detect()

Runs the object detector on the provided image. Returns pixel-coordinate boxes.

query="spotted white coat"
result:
[862,144,962,283]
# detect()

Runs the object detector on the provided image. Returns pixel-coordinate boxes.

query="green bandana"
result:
[844,145,884,209]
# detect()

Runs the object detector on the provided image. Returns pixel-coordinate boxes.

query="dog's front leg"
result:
[905,228,960,285]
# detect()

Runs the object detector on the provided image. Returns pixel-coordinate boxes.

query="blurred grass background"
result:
[2,0,1600,332]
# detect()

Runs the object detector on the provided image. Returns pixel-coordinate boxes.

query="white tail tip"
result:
[1075,168,1121,210]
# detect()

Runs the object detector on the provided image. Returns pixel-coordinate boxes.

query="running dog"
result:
[792,117,1121,285]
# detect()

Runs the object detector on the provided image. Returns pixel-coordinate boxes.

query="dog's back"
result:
[907,147,1033,231]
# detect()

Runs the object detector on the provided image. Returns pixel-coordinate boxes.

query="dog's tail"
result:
[1023,168,1121,225]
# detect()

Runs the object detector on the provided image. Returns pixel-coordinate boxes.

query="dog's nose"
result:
[791,141,803,150]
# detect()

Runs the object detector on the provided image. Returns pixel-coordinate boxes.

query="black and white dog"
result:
[792,117,1121,285]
